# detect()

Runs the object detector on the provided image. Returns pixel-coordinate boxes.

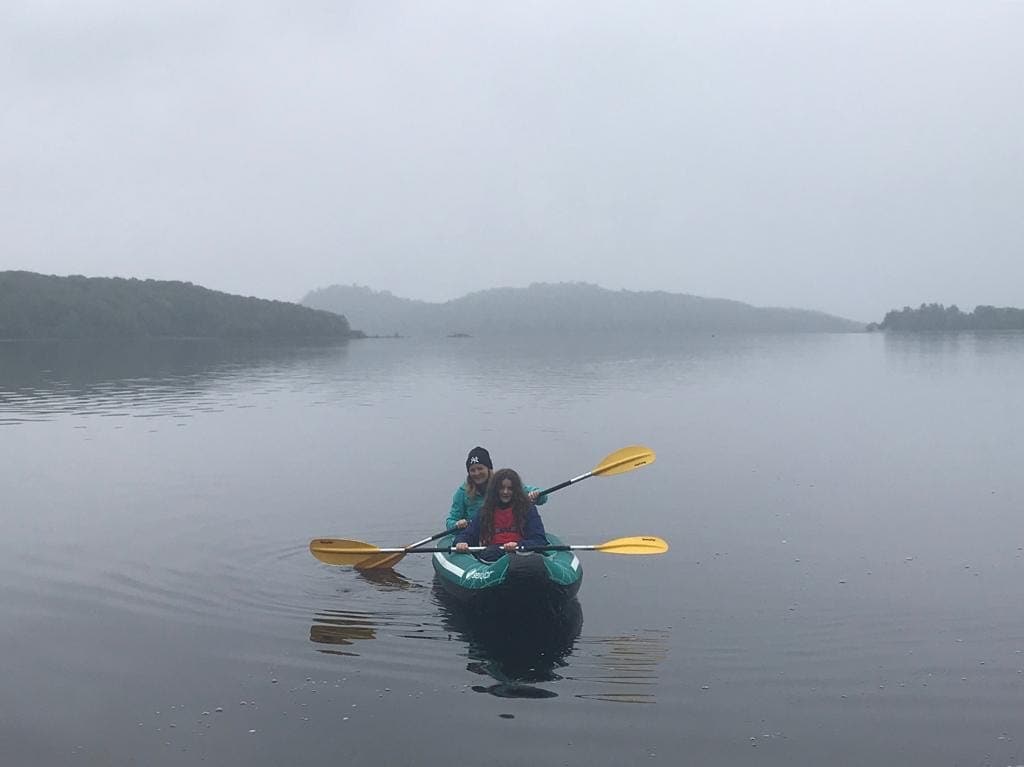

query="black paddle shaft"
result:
[537,471,592,497]
[411,545,572,554]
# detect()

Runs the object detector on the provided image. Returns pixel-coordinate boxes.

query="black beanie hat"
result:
[466,446,493,471]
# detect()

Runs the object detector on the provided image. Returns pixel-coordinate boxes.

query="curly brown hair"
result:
[478,468,530,545]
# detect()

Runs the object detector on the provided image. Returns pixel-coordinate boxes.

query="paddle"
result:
[351,528,455,571]
[312,445,657,570]
[309,535,669,567]
[412,444,655,549]
[534,444,656,497]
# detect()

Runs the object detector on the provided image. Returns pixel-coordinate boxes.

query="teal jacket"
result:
[445,482,547,530]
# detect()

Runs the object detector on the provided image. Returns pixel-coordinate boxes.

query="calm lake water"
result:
[2,332,1024,766]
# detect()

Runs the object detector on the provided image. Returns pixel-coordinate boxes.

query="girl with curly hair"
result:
[454,468,548,560]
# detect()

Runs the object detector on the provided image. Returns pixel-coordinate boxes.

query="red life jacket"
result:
[488,506,521,546]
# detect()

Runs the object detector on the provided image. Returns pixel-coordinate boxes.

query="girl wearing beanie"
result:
[445,446,547,530]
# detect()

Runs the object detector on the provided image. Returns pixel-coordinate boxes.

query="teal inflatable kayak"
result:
[431,533,583,608]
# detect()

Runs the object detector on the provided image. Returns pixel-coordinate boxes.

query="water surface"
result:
[2,333,1023,766]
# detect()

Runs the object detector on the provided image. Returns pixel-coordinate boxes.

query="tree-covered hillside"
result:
[0,272,360,340]
[302,282,864,336]
[869,303,1024,331]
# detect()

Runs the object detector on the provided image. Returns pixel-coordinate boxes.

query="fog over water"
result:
[4,2,1023,319]
[2,332,1024,765]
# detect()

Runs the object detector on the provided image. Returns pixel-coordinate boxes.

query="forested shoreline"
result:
[9,272,1018,339]
[0,272,361,340]
[302,282,865,336]
[868,303,1024,332]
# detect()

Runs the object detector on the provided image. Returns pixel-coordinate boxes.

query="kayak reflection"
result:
[432,581,583,699]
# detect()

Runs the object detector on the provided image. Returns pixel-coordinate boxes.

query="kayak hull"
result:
[430,533,583,610]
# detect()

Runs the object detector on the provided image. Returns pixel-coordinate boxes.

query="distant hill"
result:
[301,282,864,336]
[0,271,361,340]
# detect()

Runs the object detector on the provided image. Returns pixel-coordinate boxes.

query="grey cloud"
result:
[2,0,1021,320]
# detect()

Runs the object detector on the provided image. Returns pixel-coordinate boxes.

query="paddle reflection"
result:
[432,581,583,699]
[309,609,377,656]
[355,568,415,590]
[569,631,670,704]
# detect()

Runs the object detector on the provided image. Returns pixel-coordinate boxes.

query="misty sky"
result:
[3,1,1022,321]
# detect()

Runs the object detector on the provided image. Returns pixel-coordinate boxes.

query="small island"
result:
[867,303,1024,332]
[0,271,364,340]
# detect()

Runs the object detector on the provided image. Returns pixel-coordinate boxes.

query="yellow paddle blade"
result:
[309,538,381,566]
[592,445,656,477]
[595,536,669,555]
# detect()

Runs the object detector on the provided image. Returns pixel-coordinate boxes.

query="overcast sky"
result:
[3,1,1021,321]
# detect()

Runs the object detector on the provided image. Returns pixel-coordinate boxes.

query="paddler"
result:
[453,468,548,561]
[445,446,547,531]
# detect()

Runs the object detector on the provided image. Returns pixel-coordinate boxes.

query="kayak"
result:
[431,533,583,609]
